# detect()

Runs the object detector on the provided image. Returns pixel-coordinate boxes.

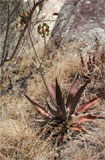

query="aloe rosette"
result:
[25,74,105,131]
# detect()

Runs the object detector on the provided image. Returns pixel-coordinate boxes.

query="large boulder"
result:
[48,0,105,54]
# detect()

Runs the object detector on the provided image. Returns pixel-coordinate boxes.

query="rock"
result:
[0,0,25,60]
[48,0,105,55]
[0,0,26,83]
[29,0,65,51]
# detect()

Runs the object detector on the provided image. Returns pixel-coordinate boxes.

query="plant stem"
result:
[28,28,41,65]
[27,29,56,107]
[43,35,47,59]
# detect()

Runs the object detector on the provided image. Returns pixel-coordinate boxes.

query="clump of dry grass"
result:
[0,95,56,160]
[0,40,105,160]
[0,119,56,160]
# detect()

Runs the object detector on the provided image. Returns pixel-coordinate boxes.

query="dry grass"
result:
[0,119,55,160]
[0,42,105,160]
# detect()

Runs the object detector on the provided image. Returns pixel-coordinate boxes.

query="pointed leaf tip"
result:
[47,100,60,117]
[67,78,90,116]
[46,80,57,108]
[56,79,64,107]
[75,94,104,114]
[75,114,105,124]
[46,80,56,100]
[70,73,79,95]
[66,73,79,108]
[24,93,51,118]
[56,79,66,117]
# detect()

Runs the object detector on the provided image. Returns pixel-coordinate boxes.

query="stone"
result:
[48,0,105,54]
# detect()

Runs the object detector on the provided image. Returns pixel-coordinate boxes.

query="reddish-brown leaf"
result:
[46,80,57,108]
[75,95,103,114]
[24,93,51,118]
[70,124,82,131]
[80,55,85,67]
[66,74,79,108]
[74,114,105,124]
[58,134,63,144]
[46,80,56,100]
[47,100,61,117]
[56,79,66,117]
[69,79,90,115]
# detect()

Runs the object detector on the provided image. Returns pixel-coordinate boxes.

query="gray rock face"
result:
[0,0,24,34]
[49,0,105,51]
[0,0,24,58]
[0,0,25,82]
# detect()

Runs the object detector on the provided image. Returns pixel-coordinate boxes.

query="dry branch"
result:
[0,0,45,68]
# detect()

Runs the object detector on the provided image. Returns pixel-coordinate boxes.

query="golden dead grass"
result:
[0,95,55,160]
[0,42,105,160]
[0,119,55,159]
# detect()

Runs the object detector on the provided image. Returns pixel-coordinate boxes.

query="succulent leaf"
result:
[74,114,105,124]
[68,79,90,116]
[25,74,105,138]
[46,100,61,117]
[24,94,51,118]
[70,123,82,131]
[56,79,66,117]
[46,80,57,107]
[75,94,104,114]
[66,73,79,108]
[46,80,56,100]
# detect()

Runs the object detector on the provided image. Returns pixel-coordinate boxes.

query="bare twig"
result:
[28,27,41,65]
[1,0,21,34]
[0,0,45,68]
[6,0,45,61]
[0,51,9,68]
[0,0,11,83]
[9,0,21,17]
[32,18,67,22]
[1,0,10,61]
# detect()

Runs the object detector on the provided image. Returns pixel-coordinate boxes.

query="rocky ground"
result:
[0,0,105,160]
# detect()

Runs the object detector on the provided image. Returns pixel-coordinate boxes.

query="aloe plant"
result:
[25,74,105,131]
